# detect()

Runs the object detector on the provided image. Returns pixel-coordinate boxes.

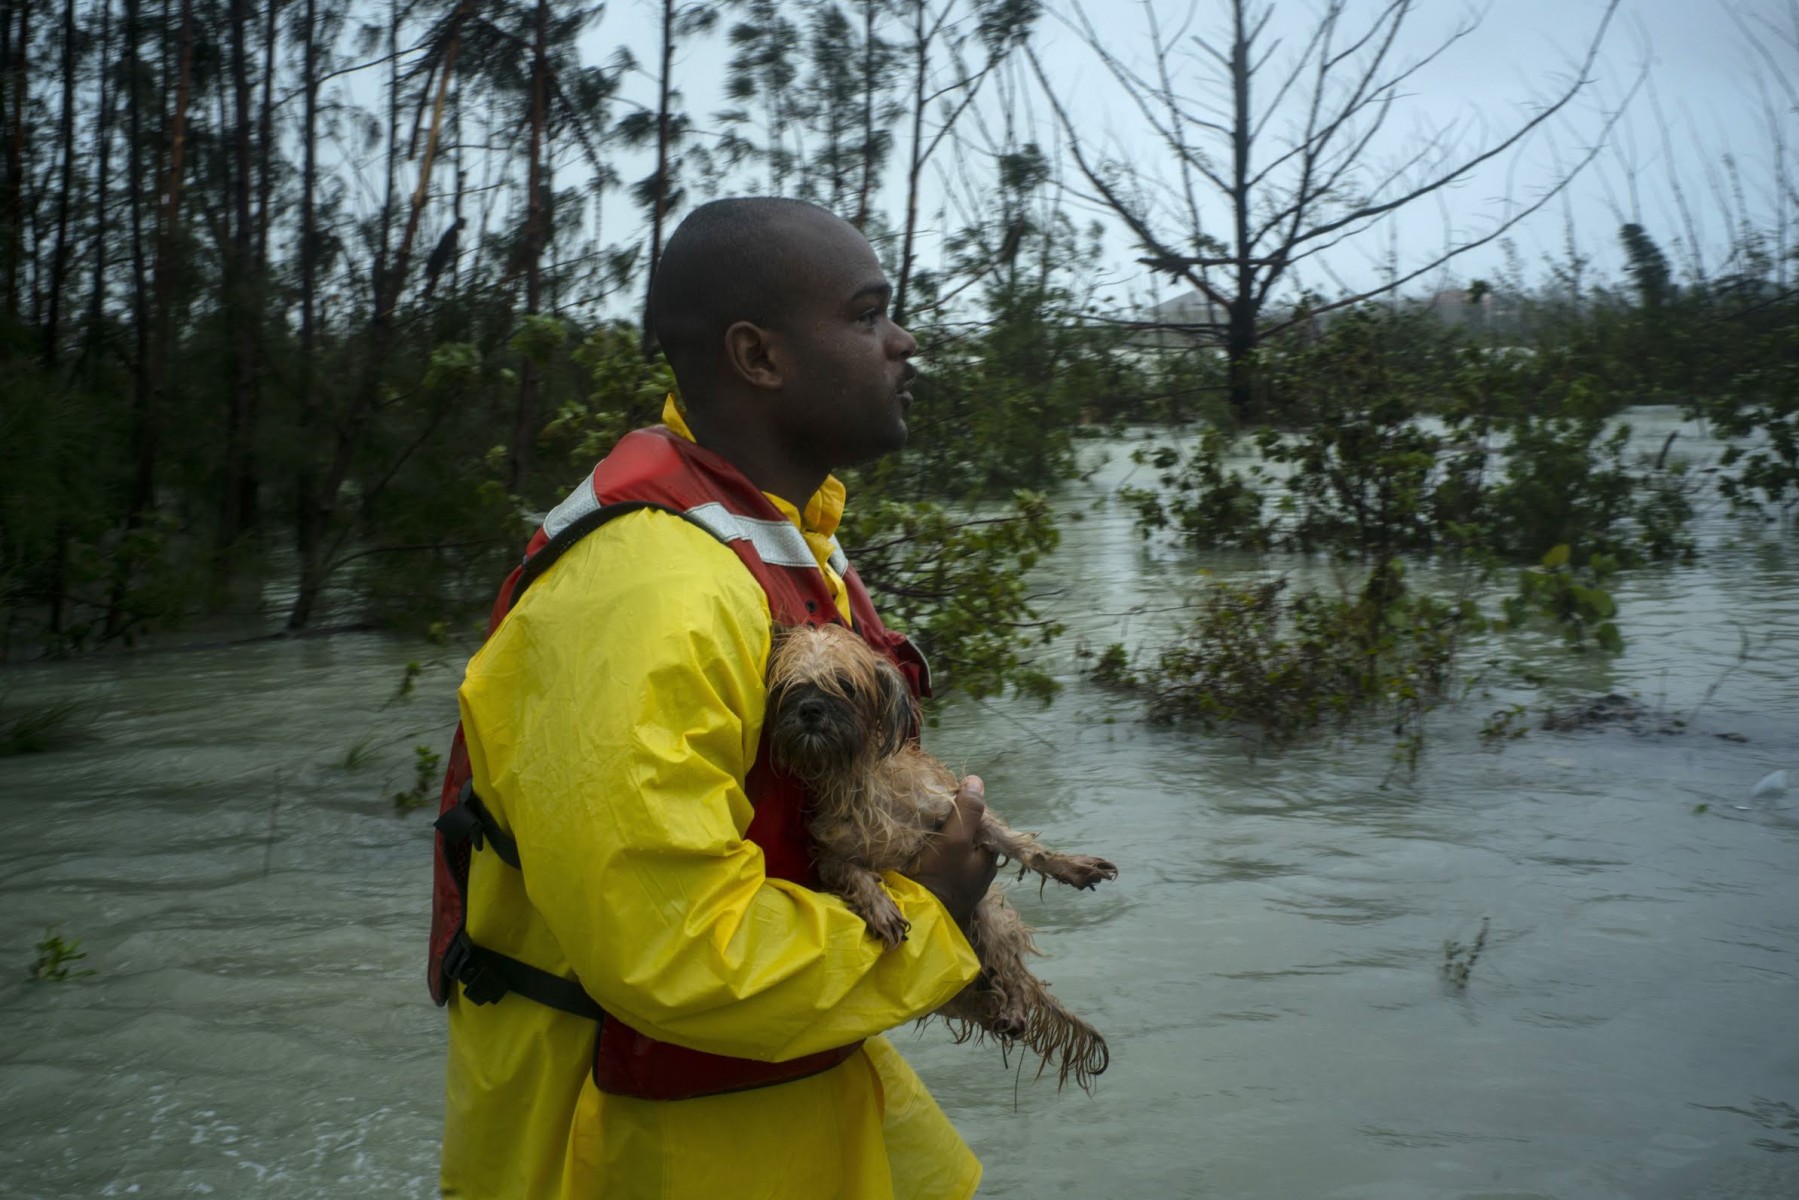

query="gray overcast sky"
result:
[574,0,1792,311]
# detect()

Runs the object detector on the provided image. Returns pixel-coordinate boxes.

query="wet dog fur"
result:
[765,621,1116,1091]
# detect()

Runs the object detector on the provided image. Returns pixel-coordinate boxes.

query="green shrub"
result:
[1139,564,1472,755]
[1120,429,1272,550]
[1496,544,1625,652]
[841,492,1063,703]
[1086,642,1138,691]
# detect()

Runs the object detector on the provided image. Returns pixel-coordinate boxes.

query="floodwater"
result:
[3,408,1796,1198]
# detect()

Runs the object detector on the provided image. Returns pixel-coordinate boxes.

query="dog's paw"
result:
[858,899,912,949]
[1049,854,1118,890]
[992,997,1029,1041]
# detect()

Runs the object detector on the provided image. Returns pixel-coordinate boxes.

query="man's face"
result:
[771,212,919,470]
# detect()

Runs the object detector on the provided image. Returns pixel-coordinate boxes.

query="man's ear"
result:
[724,320,786,392]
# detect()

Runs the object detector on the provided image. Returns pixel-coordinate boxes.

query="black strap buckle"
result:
[435,809,484,848]
[434,779,521,868]
[444,932,510,1006]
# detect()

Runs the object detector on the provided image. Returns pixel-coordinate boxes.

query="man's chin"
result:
[849,422,909,466]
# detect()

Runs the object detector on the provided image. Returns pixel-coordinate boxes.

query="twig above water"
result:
[263,773,284,879]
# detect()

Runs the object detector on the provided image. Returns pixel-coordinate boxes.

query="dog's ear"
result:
[765,623,793,676]
[874,659,917,757]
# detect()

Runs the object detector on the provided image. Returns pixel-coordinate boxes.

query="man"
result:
[434,197,997,1199]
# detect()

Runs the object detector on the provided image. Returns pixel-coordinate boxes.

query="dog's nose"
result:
[797,697,828,725]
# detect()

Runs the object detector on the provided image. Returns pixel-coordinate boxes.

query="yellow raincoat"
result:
[440,402,983,1199]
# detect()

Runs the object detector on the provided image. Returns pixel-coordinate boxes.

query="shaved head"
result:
[643,194,916,503]
[648,197,847,402]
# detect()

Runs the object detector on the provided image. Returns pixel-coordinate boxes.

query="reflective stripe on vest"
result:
[543,478,850,575]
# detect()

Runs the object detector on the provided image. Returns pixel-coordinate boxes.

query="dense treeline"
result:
[0,0,1793,720]
[0,0,1149,690]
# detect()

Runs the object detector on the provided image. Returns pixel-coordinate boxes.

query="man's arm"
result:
[459,510,982,1062]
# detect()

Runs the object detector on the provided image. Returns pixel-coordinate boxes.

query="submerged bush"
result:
[1085,642,1137,691]
[1127,386,1693,570]
[0,699,87,756]
[1475,389,1696,566]
[1120,429,1273,551]
[1708,358,1799,517]
[1113,309,1698,736]
[1139,564,1473,757]
[1496,545,1625,653]
[1122,310,1697,572]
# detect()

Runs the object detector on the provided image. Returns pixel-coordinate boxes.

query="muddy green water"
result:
[3,409,1796,1198]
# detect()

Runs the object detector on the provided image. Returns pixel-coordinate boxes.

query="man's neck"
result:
[681,403,824,510]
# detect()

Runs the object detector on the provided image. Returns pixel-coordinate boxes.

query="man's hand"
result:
[911,776,998,930]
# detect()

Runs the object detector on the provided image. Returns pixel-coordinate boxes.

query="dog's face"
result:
[765,623,915,783]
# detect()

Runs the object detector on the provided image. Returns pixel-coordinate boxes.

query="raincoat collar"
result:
[660,395,846,542]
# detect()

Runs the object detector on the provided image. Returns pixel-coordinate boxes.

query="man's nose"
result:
[890,320,917,359]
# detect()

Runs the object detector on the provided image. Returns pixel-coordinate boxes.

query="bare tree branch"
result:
[1045,0,1625,418]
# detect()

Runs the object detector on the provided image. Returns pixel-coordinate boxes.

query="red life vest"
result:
[428,425,930,1102]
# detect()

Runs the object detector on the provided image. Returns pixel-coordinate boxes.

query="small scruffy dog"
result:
[765,621,1117,1090]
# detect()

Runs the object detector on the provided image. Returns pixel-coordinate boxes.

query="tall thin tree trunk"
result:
[369,2,398,316]
[44,518,71,634]
[139,0,193,523]
[450,78,464,297]
[639,0,674,354]
[124,0,148,462]
[853,0,876,229]
[1226,0,1256,423]
[38,0,78,632]
[83,0,114,364]
[255,0,275,264]
[3,0,30,322]
[293,0,320,597]
[42,0,76,368]
[893,1,927,327]
[509,0,548,490]
[218,0,259,568]
[0,10,10,319]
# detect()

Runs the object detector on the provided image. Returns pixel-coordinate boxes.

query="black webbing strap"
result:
[434,779,520,868]
[439,930,607,1021]
[436,780,604,1021]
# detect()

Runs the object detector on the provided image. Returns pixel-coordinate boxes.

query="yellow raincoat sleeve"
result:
[457,509,980,1061]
